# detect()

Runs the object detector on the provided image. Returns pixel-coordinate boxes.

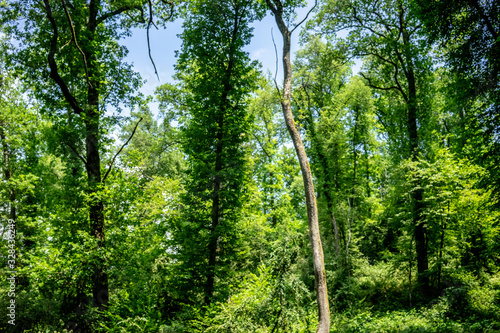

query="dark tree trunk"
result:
[205,112,223,305]
[85,0,108,309]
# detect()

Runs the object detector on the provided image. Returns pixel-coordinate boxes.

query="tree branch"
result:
[467,0,498,41]
[351,5,389,39]
[271,28,282,98]
[61,0,93,89]
[359,71,406,97]
[265,0,278,16]
[64,142,87,166]
[102,117,143,183]
[252,132,272,159]
[145,0,160,81]
[97,4,144,25]
[291,0,317,34]
[42,0,83,114]
[358,50,408,101]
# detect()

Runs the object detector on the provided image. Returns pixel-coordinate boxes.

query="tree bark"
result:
[266,1,330,331]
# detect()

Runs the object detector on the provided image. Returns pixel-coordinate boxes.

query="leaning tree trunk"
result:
[266,1,330,331]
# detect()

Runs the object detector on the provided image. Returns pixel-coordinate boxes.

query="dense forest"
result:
[0,0,499,332]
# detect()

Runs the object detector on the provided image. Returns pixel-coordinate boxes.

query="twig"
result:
[271,28,282,97]
[102,118,143,183]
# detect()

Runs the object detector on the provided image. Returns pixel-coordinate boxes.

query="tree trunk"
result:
[266,2,330,331]
[205,129,222,304]
[351,107,359,209]
[86,0,108,309]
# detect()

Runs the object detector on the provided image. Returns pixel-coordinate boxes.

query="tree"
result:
[292,36,351,256]
[263,0,330,331]
[414,0,500,206]
[318,0,435,295]
[6,0,174,310]
[157,0,260,306]
[120,101,185,180]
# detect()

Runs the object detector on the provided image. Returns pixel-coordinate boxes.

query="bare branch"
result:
[359,50,408,101]
[97,4,144,25]
[271,28,282,98]
[147,0,160,81]
[291,0,317,34]
[102,117,143,183]
[359,71,405,97]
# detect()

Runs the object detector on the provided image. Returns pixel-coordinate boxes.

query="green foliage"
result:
[1,1,499,332]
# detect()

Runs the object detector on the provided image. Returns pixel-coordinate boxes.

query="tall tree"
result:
[318,0,434,294]
[263,1,330,331]
[292,36,351,255]
[6,0,172,309]
[157,0,260,306]
[414,0,500,206]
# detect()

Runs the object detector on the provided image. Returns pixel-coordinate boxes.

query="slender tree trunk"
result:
[206,124,222,304]
[364,142,371,199]
[266,2,330,331]
[351,108,359,209]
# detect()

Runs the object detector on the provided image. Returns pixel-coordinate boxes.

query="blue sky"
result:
[118,6,360,116]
